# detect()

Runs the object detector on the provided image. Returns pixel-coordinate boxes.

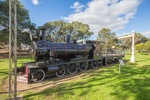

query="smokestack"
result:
[40,28,46,41]
[65,34,71,43]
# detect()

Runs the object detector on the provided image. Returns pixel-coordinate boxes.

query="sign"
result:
[119,59,125,66]
[118,59,125,73]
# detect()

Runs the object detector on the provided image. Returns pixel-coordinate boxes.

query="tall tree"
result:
[0,0,31,29]
[42,20,66,42]
[42,20,93,42]
[97,28,118,49]
[135,33,148,44]
[0,0,31,44]
[70,21,93,40]
[120,32,149,49]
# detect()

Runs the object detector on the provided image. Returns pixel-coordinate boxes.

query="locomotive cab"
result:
[86,40,102,59]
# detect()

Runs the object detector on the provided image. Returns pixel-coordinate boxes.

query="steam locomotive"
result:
[17,29,124,83]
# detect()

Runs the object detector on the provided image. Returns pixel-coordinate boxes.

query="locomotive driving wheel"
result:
[91,60,99,69]
[56,67,66,77]
[33,69,45,82]
[78,62,88,72]
[67,63,78,74]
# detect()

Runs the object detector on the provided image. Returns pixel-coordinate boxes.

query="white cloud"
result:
[141,30,150,38]
[70,2,84,13]
[63,0,141,36]
[32,0,39,5]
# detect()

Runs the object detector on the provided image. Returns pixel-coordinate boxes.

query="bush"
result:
[144,41,150,52]
[135,43,144,52]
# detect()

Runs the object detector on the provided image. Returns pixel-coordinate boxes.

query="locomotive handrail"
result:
[35,59,101,67]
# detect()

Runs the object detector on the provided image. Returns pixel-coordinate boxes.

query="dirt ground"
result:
[0,48,30,59]
[0,47,8,58]
[2,70,91,95]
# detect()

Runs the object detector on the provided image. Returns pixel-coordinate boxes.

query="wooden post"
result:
[8,0,18,99]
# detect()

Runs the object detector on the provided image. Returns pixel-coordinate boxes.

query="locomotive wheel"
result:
[107,60,111,65]
[67,63,78,74]
[79,62,88,72]
[33,69,45,82]
[91,60,99,69]
[115,59,118,63]
[56,68,66,77]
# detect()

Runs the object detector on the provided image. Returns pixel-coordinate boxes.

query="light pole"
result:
[130,30,135,63]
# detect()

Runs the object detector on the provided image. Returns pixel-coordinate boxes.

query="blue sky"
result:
[20,0,150,39]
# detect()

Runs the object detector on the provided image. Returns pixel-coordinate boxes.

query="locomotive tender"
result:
[17,29,124,83]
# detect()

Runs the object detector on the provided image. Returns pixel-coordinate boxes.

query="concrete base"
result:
[130,57,135,63]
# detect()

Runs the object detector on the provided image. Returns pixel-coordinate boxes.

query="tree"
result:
[70,21,93,40]
[42,20,67,42]
[144,41,150,52]
[0,0,31,44]
[42,20,93,42]
[120,32,149,50]
[120,37,132,49]
[135,43,144,52]
[97,28,118,49]
[135,33,148,44]
[0,0,31,29]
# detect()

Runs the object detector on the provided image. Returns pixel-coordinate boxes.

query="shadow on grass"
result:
[140,52,148,55]
[23,68,118,98]
[0,69,8,76]
[0,59,7,62]
[110,64,150,100]
[23,62,150,100]
[23,65,122,98]
[135,59,150,62]
[17,56,31,60]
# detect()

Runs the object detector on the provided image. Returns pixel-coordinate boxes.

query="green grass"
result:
[0,53,150,100]
[0,55,31,99]
[0,56,31,84]
[24,53,150,100]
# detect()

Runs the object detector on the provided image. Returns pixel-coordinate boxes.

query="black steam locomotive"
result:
[17,29,124,83]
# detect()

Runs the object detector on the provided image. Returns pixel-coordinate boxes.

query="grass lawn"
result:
[0,56,31,99]
[0,53,150,100]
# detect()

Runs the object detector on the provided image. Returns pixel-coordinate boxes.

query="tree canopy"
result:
[42,20,93,42]
[144,40,150,52]
[135,40,150,53]
[119,32,149,49]
[135,43,144,52]
[97,28,118,49]
[0,0,31,44]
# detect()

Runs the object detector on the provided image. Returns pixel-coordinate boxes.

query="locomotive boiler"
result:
[30,29,95,63]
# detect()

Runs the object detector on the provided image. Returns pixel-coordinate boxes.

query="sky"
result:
[20,0,150,39]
